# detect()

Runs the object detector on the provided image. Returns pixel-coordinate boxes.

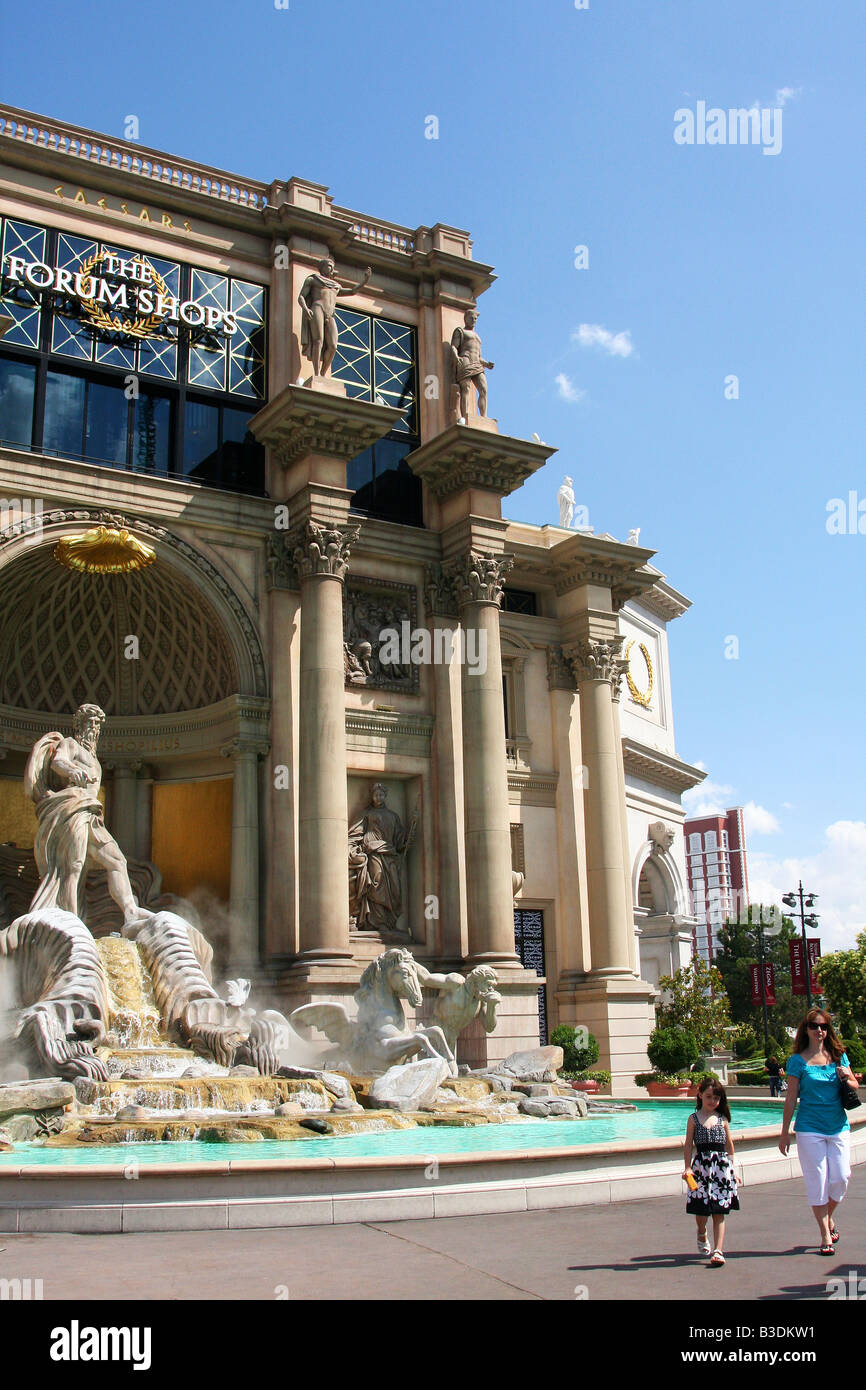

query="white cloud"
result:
[555,372,586,404]
[748,821,866,953]
[572,324,634,358]
[749,85,802,111]
[742,801,781,836]
[682,779,734,817]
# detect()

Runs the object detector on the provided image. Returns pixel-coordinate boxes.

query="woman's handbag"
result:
[839,1074,862,1110]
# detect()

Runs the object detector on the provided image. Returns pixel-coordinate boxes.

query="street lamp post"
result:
[781,881,820,1009]
[754,915,771,1057]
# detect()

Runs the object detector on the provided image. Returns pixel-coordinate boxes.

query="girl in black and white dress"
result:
[682,1078,739,1266]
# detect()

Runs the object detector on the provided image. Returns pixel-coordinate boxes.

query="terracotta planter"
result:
[646,1082,691,1098]
[570,1080,600,1094]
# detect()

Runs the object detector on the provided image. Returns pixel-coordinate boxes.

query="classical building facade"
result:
[0,107,703,1092]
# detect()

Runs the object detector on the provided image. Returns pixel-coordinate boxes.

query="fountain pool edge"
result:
[2,1110,864,1233]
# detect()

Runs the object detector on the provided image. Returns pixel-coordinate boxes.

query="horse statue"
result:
[290,947,457,1076]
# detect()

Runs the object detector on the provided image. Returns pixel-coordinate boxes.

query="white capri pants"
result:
[796,1130,851,1206]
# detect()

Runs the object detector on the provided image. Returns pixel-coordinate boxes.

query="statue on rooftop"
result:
[298,254,372,377]
[558,476,575,528]
[451,308,494,418]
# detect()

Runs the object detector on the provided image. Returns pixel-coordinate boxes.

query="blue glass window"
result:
[43,370,86,457]
[0,218,47,349]
[0,356,36,448]
[132,392,172,474]
[332,308,421,525]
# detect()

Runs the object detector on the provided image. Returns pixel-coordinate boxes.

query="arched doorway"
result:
[0,511,269,965]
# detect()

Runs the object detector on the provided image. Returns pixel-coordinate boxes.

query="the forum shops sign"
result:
[3,249,239,340]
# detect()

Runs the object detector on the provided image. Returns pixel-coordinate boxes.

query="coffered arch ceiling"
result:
[0,546,238,717]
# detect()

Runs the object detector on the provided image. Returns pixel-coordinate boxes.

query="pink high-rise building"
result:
[684,808,749,961]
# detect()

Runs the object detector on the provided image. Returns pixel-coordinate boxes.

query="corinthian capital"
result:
[292,521,360,581]
[445,550,513,608]
[565,637,629,700]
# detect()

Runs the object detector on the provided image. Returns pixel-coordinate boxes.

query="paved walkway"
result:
[1,1174,862,1301]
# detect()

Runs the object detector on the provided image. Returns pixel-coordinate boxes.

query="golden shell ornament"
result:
[54,527,156,574]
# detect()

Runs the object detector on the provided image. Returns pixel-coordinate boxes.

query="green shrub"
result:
[843,1036,866,1071]
[733,1025,758,1059]
[732,1070,768,1086]
[647,1027,700,1074]
[550,1025,599,1073]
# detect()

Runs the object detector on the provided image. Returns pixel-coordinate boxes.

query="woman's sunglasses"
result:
[807,1022,829,1031]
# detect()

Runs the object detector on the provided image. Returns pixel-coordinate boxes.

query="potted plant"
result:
[570,1068,612,1094]
[635,1071,692,1097]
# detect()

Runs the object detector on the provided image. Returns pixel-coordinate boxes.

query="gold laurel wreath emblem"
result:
[624,639,654,708]
[75,252,168,340]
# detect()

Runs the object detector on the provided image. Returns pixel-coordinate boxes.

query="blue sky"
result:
[4,0,864,947]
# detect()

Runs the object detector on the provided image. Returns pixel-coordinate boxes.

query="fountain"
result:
[0,703,603,1151]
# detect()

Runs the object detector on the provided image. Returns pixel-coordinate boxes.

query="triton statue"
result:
[25,704,143,927]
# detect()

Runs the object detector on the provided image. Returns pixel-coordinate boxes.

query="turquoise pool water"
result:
[0,1100,783,1167]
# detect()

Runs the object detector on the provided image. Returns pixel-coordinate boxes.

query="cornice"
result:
[622,738,707,793]
[630,579,692,623]
[248,385,400,468]
[407,425,554,500]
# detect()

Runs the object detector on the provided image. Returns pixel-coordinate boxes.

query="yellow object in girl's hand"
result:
[685,1172,698,1191]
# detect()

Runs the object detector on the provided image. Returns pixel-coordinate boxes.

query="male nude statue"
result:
[451,308,494,418]
[24,703,142,925]
[297,255,372,377]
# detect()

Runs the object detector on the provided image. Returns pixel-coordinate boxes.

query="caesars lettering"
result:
[3,254,239,336]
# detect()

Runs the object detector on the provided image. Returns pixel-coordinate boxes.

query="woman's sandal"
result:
[709,1249,726,1266]
[819,1244,834,1256]
[829,1221,840,1244]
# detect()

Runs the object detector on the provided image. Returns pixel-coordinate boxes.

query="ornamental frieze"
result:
[343,577,419,693]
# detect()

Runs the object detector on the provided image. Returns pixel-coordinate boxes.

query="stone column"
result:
[448,550,520,968]
[546,646,590,983]
[265,536,300,957]
[425,565,467,960]
[221,738,267,970]
[107,762,139,860]
[565,637,632,976]
[134,765,153,863]
[294,520,358,963]
[611,695,639,974]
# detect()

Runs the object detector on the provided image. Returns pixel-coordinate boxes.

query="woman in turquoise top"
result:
[779,1007,860,1254]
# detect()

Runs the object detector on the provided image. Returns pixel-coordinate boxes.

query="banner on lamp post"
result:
[808,938,821,993]
[790,939,807,995]
[751,962,776,1007]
